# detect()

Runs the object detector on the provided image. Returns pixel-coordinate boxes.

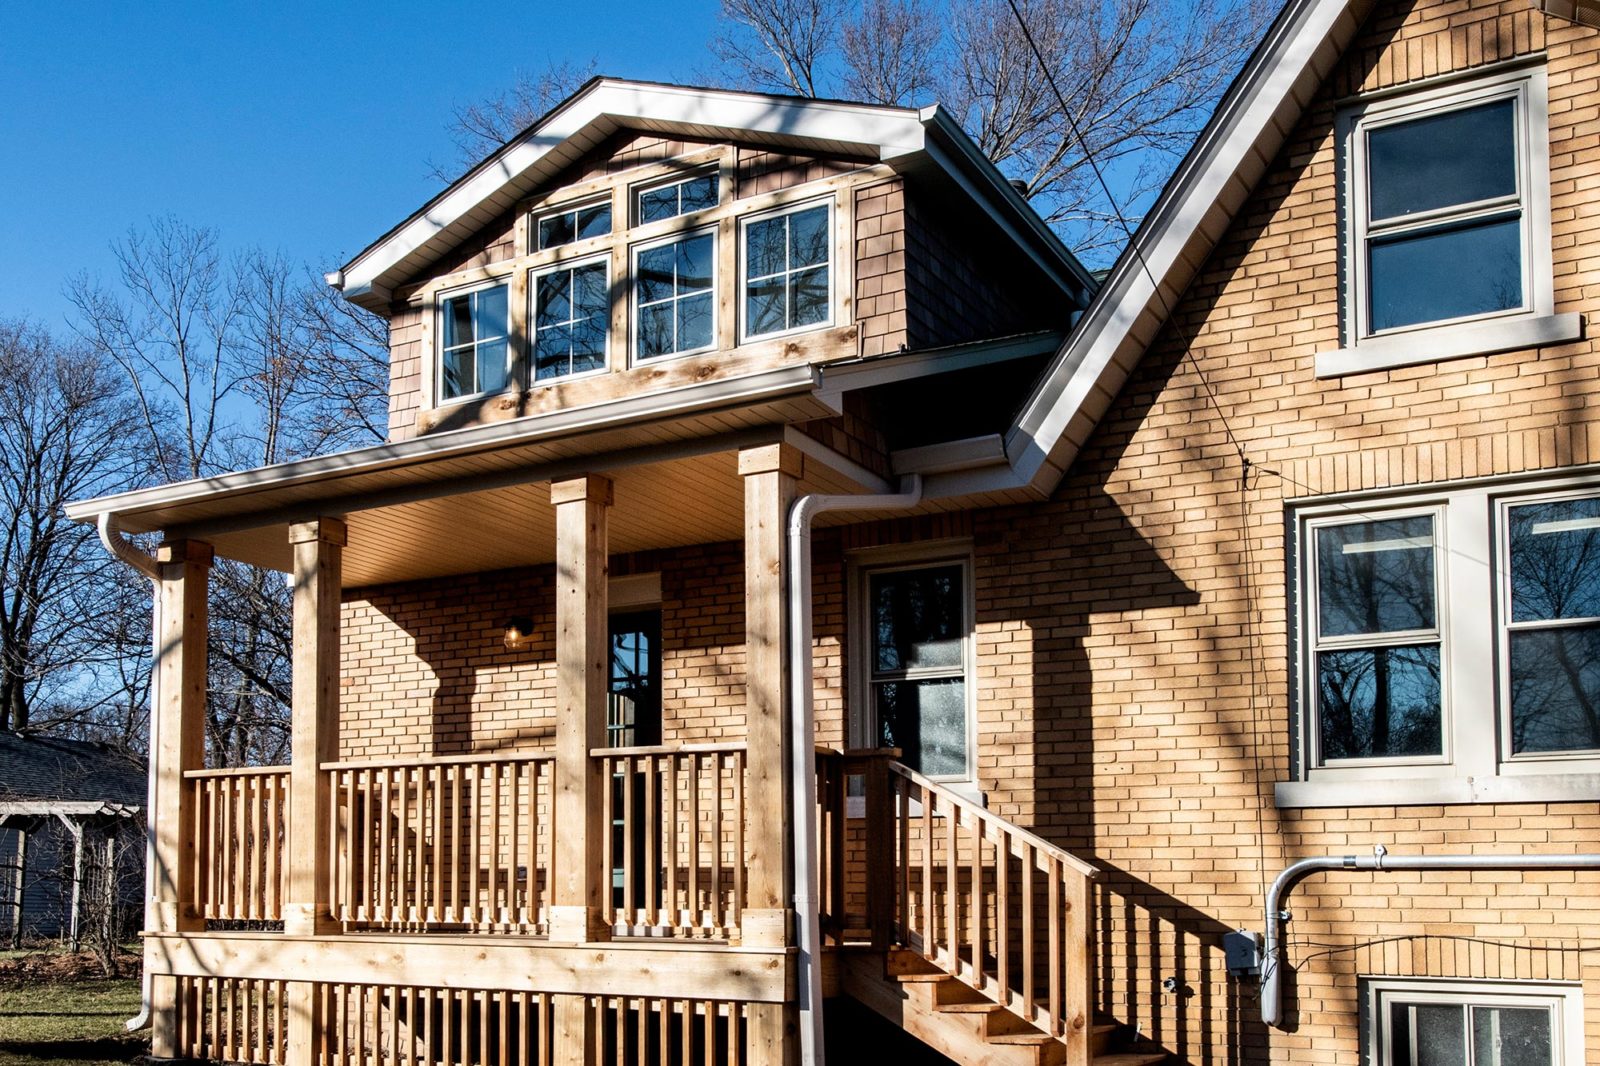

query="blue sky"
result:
[0,1,720,328]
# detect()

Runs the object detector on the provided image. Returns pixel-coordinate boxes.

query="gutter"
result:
[786,474,923,1066]
[1261,845,1600,1028]
[96,515,160,1033]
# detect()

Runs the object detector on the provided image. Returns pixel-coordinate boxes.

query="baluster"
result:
[1048,855,1062,1037]
[644,754,659,931]
[666,754,679,932]
[970,813,983,988]
[622,756,637,929]
[508,761,522,931]
[1022,842,1035,1016]
[601,754,616,930]
[997,829,1011,998]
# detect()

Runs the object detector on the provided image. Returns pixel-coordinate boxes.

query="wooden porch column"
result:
[153,539,211,935]
[739,444,801,1066]
[150,538,210,1062]
[284,517,345,937]
[549,475,612,1066]
[284,518,345,1066]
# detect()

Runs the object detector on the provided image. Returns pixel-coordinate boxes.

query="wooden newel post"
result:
[150,538,211,1061]
[549,475,612,1066]
[739,443,801,1066]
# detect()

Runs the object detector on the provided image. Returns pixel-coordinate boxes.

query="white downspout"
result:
[787,474,922,1066]
[96,514,160,1033]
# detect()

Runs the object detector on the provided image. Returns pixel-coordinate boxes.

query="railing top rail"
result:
[320,749,555,772]
[590,742,749,758]
[887,760,1101,880]
[182,765,291,780]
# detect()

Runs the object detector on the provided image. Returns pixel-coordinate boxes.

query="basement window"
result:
[1367,979,1582,1066]
[1282,473,1600,808]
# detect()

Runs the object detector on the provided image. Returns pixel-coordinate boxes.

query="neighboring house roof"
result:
[981,0,1373,501]
[0,732,147,808]
[333,77,1096,311]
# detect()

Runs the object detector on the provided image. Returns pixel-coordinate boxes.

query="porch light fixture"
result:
[503,617,537,650]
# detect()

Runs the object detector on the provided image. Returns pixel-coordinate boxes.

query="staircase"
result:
[816,753,1171,1066]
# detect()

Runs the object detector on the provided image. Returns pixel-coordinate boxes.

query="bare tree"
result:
[0,321,143,733]
[712,0,1271,257]
[296,275,390,451]
[712,0,841,97]
[429,59,599,183]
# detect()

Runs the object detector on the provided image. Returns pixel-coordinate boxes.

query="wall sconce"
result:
[503,617,537,651]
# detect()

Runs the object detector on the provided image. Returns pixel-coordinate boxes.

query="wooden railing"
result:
[173,975,287,1064]
[889,762,1099,1058]
[594,743,746,938]
[186,767,290,924]
[326,753,555,934]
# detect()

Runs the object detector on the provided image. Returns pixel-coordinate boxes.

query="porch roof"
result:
[63,365,891,587]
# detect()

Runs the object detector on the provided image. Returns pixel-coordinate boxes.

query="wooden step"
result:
[1092,1052,1168,1066]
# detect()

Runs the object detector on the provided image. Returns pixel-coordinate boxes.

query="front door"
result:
[608,611,661,914]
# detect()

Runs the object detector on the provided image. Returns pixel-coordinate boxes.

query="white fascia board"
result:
[66,363,827,528]
[1003,0,1366,494]
[340,80,927,304]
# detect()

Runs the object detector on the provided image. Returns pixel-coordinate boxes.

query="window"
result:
[1318,66,1578,378]
[537,200,612,251]
[741,201,832,341]
[635,172,719,224]
[532,258,609,383]
[853,553,974,783]
[437,282,509,402]
[1368,980,1582,1066]
[1284,474,1600,808]
[633,231,715,360]
[1502,493,1600,757]
[1308,513,1445,765]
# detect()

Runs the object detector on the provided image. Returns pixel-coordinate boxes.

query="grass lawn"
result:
[0,978,147,1066]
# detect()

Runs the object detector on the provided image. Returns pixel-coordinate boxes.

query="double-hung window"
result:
[438,282,510,402]
[1367,980,1581,1066]
[1319,66,1576,377]
[1287,475,1600,807]
[633,231,715,360]
[532,258,609,383]
[741,201,831,341]
[853,554,975,784]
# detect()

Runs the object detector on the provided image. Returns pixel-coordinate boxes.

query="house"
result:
[63,0,1600,1060]
[0,731,145,950]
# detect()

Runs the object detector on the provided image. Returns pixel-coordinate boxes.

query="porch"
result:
[81,423,1104,1065]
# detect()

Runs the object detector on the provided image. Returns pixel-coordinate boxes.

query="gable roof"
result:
[913,0,1372,502]
[335,78,1096,311]
[0,732,147,807]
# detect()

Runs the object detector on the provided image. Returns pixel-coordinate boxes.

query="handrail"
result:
[588,741,747,758]
[320,750,555,771]
[886,761,1100,880]
[183,765,291,780]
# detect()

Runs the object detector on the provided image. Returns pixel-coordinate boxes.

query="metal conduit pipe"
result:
[787,474,922,1066]
[96,514,161,1033]
[1262,844,1600,1028]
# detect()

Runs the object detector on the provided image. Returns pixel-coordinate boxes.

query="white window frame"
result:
[632,169,721,226]
[534,197,613,252]
[1281,470,1600,808]
[434,277,513,405]
[848,543,979,794]
[630,227,718,363]
[1496,485,1600,768]
[528,255,611,387]
[1318,64,1579,378]
[1366,978,1583,1066]
[1301,505,1452,772]
[737,197,835,344]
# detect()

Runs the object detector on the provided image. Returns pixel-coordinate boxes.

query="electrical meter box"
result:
[1224,930,1262,977]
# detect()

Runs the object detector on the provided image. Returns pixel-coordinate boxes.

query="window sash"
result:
[741,200,833,341]
[536,200,613,251]
[437,283,509,402]
[531,258,609,383]
[632,230,716,361]
[1368,981,1575,1066]
[635,172,720,224]
[1343,71,1539,344]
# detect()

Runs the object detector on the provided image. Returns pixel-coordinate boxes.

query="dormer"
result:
[332,80,1095,443]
